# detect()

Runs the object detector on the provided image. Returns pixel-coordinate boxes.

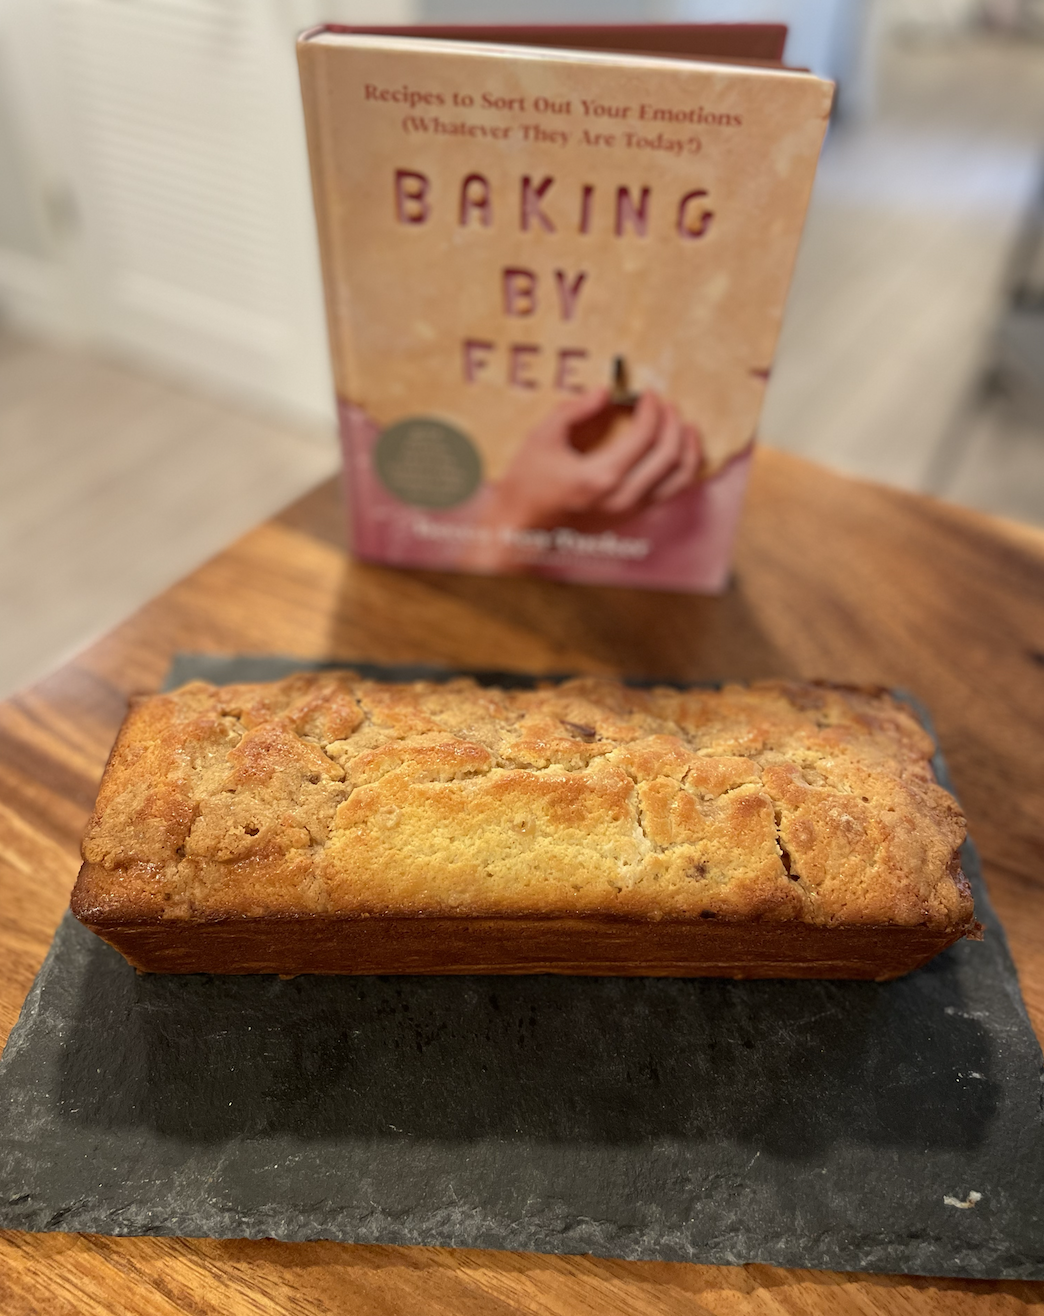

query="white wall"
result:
[0,0,417,420]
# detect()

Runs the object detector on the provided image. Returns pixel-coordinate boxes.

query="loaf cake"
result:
[71,673,979,979]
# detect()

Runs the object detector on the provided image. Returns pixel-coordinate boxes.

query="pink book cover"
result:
[298,28,832,592]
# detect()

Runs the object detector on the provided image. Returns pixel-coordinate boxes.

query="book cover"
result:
[298,29,832,592]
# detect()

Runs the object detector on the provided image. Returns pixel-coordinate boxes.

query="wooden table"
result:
[2,446,1043,1314]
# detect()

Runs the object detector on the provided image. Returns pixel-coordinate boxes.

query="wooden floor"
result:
[2,30,1044,701]
[760,30,1044,504]
[0,334,339,699]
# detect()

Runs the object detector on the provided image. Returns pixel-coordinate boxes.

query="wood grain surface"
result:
[2,446,1043,1313]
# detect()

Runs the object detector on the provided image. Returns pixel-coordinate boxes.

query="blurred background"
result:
[1,0,1043,698]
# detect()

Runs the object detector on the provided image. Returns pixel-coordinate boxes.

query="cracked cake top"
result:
[73,673,974,931]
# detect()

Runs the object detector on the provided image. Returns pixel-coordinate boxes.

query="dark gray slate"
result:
[0,655,1042,1278]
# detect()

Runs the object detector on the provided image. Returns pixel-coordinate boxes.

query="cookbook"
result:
[298,26,832,591]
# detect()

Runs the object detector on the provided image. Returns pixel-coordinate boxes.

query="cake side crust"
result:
[72,897,970,981]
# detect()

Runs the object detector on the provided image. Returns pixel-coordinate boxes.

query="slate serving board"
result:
[1,655,1042,1278]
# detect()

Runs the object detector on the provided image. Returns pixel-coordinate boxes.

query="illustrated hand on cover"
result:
[468,387,702,571]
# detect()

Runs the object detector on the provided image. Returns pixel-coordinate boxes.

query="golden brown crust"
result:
[71,674,976,973]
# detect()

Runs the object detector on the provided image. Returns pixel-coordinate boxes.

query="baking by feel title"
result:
[394,169,714,393]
